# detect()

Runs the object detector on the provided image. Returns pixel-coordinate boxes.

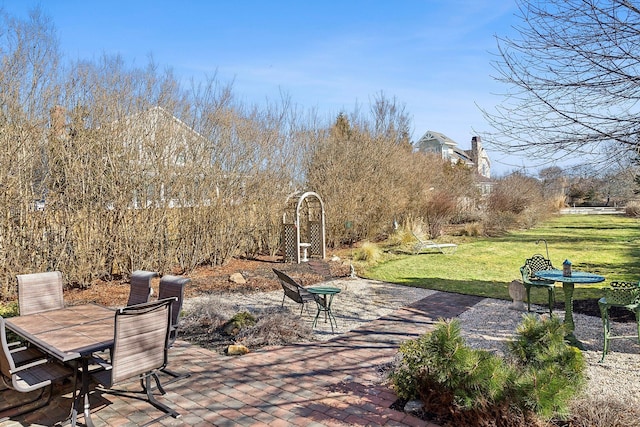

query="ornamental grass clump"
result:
[390,315,586,426]
[353,241,382,263]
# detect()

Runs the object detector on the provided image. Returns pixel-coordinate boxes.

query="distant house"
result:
[47,105,214,209]
[416,131,491,178]
[416,130,493,194]
[118,106,213,208]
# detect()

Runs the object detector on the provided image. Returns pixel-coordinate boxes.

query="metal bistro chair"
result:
[0,316,74,420]
[520,254,556,315]
[91,298,180,426]
[157,275,191,385]
[272,268,315,315]
[16,271,64,316]
[127,270,158,306]
[598,281,640,362]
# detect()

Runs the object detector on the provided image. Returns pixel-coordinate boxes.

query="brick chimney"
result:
[471,136,481,164]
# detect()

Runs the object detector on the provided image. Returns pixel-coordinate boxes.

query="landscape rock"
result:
[226,344,250,355]
[229,272,246,284]
[404,399,425,415]
[508,280,526,311]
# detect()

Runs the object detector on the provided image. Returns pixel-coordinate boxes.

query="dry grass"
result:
[178,297,315,353]
[554,396,640,427]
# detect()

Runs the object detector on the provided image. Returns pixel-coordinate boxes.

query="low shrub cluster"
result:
[179,299,314,353]
[390,315,585,426]
[625,201,640,217]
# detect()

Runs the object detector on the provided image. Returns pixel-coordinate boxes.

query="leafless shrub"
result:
[423,190,458,238]
[625,201,640,217]
[484,172,553,234]
[236,308,314,347]
[180,299,238,333]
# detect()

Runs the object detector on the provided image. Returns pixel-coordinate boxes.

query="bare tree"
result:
[0,9,61,294]
[485,0,640,169]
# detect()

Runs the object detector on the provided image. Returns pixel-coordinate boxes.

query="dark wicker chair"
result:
[520,254,556,315]
[272,269,315,315]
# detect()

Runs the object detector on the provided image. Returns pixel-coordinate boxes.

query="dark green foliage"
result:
[508,314,585,419]
[390,315,586,425]
[390,318,514,410]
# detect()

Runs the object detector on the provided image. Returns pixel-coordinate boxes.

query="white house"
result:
[416,131,491,179]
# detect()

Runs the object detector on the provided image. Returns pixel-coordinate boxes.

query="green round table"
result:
[535,269,605,348]
[307,286,341,332]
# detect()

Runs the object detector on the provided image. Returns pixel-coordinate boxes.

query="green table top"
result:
[535,269,605,284]
[307,286,341,295]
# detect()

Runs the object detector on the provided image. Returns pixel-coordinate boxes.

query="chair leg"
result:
[139,374,179,426]
[599,301,609,362]
[97,373,180,426]
[547,287,554,315]
[158,366,191,387]
[151,372,167,395]
[68,360,80,420]
[525,285,532,312]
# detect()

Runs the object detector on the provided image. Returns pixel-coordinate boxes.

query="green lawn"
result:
[362,214,640,303]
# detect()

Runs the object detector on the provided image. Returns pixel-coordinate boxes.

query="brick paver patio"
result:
[1,291,483,427]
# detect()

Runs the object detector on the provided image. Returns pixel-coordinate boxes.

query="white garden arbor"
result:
[282,191,326,263]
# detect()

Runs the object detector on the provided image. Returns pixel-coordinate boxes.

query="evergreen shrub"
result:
[390,316,586,425]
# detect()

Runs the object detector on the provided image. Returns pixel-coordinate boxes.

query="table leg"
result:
[562,282,583,349]
[311,294,337,332]
[325,294,336,332]
[312,295,324,328]
[71,357,94,427]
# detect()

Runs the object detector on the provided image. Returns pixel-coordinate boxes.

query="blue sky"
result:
[1,0,522,175]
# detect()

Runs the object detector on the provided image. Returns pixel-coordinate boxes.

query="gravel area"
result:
[184,278,640,406]
[183,277,437,340]
[457,298,640,405]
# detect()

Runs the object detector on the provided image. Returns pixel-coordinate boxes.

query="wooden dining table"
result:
[5,304,115,427]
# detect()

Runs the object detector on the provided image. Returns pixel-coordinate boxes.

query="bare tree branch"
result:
[483,0,640,169]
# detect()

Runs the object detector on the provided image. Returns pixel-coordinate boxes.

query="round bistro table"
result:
[535,269,605,348]
[307,286,341,332]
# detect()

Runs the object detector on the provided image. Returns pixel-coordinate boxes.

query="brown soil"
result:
[63,256,352,307]
[63,255,621,322]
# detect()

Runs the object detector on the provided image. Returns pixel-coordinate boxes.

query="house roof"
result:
[417,130,457,147]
